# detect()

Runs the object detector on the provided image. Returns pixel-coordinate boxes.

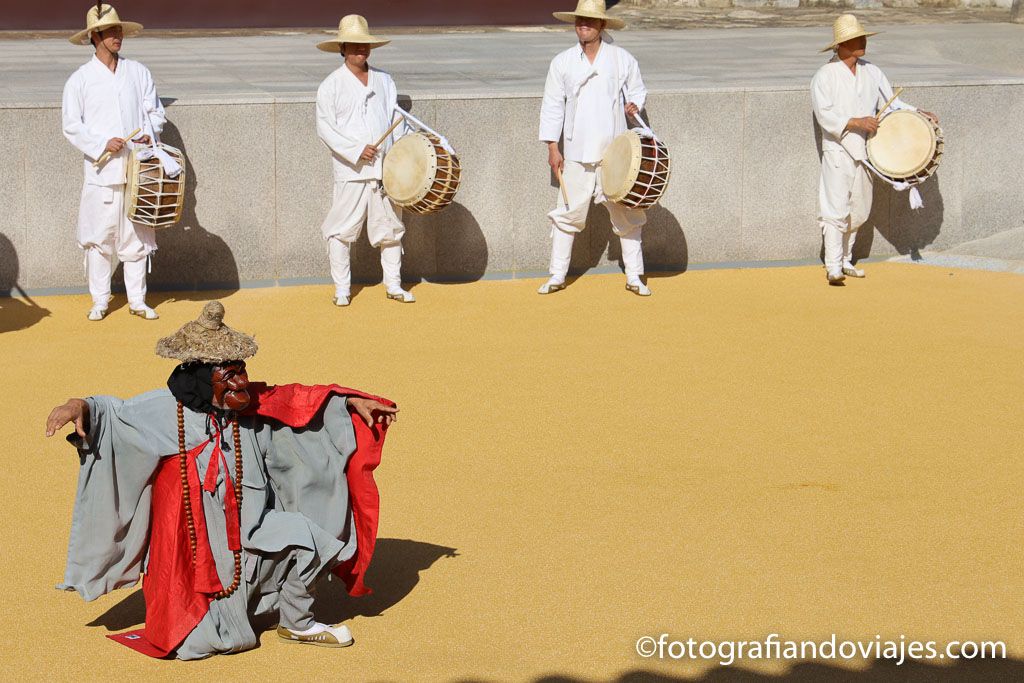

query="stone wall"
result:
[2,83,1023,292]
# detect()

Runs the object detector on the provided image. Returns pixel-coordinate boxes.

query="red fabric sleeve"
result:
[245,382,394,595]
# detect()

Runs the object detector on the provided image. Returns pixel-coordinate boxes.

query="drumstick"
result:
[555,165,570,209]
[373,117,404,149]
[93,127,142,168]
[876,87,904,120]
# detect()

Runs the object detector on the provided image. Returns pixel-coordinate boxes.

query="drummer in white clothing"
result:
[538,0,650,296]
[62,3,163,320]
[315,15,413,306]
[811,14,937,285]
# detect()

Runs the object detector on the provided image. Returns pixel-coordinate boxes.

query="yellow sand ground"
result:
[1,263,1022,682]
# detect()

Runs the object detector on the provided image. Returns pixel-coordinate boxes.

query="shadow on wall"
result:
[853,174,944,264]
[424,202,489,283]
[521,657,1024,682]
[812,115,944,264]
[556,195,687,279]
[144,119,242,302]
[873,174,944,261]
[0,232,51,334]
[641,204,688,274]
[349,201,489,288]
[86,538,458,633]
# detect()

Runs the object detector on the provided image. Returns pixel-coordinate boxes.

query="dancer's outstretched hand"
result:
[45,399,90,438]
[347,397,399,427]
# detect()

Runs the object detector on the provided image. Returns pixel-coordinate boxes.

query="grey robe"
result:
[57,388,359,659]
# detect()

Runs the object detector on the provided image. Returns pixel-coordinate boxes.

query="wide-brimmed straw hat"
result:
[317,14,391,52]
[156,301,258,364]
[553,0,626,31]
[821,14,878,52]
[69,3,143,46]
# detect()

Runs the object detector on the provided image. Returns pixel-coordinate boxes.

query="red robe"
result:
[109,384,394,658]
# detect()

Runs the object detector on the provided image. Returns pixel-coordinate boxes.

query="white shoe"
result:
[277,622,353,648]
[827,270,846,285]
[87,305,107,321]
[537,278,566,295]
[334,295,350,307]
[626,280,652,297]
[129,305,159,320]
[842,264,865,278]
[386,288,415,303]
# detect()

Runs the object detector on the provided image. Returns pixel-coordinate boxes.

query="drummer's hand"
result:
[45,398,90,438]
[347,397,399,428]
[847,117,879,135]
[134,134,152,145]
[920,110,939,124]
[625,102,639,118]
[360,144,378,162]
[104,137,126,154]
[547,143,564,173]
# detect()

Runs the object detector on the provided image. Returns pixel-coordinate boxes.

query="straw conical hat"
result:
[553,0,626,31]
[156,301,258,364]
[69,3,143,46]
[317,14,391,52]
[821,14,879,52]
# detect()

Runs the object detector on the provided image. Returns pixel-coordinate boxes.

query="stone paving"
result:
[608,3,1017,30]
[0,4,1017,40]
[1,22,1021,106]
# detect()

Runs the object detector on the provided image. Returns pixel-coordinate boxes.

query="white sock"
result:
[289,622,328,636]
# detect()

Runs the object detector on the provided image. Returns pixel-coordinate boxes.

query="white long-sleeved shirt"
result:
[539,41,647,164]
[316,65,408,183]
[62,55,166,187]
[811,57,914,161]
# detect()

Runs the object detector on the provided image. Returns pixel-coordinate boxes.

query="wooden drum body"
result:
[126,144,186,228]
[867,110,944,185]
[382,132,461,215]
[600,131,671,209]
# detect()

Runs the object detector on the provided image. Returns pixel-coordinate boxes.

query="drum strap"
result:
[394,105,456,156]
[619,90,658,142]
[133,71,182,178]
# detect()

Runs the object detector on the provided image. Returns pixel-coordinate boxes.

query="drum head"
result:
[600,132,642,203]
[383,133,437,206]
[867,110,937,178]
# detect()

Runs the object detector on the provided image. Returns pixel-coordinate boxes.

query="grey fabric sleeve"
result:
[57,394,164,601]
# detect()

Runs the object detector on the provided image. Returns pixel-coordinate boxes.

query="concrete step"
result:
[941,226,1024,260]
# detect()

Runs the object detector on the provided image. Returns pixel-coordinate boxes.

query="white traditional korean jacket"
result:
[811,57,914,162]
[539,40,647,164]
[62,55,166,186]
[316,65,407,183]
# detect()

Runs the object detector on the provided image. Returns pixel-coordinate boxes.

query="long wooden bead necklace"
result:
[176,401,244,600]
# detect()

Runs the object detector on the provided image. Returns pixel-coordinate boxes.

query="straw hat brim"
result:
[317,36,391,52]
[820,30,879,53]
[156,321,258,364]
[553,11,626,31]
[69,20,143,46]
